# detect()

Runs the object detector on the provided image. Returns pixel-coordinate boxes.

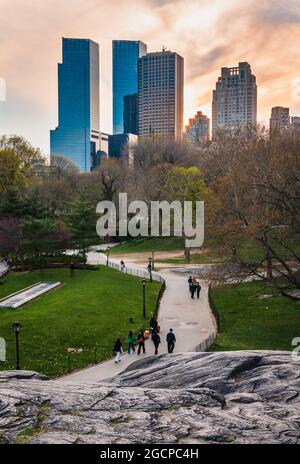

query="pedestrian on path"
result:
[150,315,159,333]
[196,281,201,299]
[127,331,135,354]
[188,276,193,293]
[137,331,146,355]
[152,330,161,355]
[70,261,75,278]
[166,328,176,353]
[190,282,196,299]
[113,338,123,363]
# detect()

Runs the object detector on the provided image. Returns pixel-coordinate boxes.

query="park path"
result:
[0,261,9,278]
[57,247,216,383]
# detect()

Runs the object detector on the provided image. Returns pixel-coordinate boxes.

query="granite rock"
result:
[0,351,299,444]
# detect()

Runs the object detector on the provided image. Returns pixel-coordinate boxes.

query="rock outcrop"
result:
[0,351,299,444]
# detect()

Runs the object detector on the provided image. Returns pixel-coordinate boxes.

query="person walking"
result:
[137,330,146,355]
[113,338,123,363]
[127,331,135,355]
[188,276,193,293]
[190,282,196,299]
[150,315,158,332]
[70,261,75,278]
[166,328,176,353]
[152,330,161,355]
[196,281,201,299]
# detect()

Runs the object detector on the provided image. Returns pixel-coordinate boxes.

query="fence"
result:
[100,258,165,284]
[191,283,220,352]
[208,283,220,331]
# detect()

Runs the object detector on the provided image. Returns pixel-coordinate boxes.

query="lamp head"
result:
[13,321,21,334]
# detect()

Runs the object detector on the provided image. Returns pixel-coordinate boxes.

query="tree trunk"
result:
[184,246,191,264]
[263,235,273,281]
[83,247,86,268]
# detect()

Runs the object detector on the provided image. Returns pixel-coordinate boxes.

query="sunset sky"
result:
[1,0,300,155]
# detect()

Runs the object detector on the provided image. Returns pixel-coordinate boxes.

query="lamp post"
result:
[106,247,110,266]
[12,321,21,370]
[142,279,146,318]
[152,249,155,271]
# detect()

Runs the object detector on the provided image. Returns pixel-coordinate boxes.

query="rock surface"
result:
[0,351,299,444]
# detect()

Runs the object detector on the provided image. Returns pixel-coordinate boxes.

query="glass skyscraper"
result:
[50,38,100,172]
[123,93,138,135]
[112,40,147,135]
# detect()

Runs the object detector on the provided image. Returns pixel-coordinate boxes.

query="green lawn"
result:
[156,250,223,265]
[0,268,161,378]
[109,237,185,254]
[209,280,300,351]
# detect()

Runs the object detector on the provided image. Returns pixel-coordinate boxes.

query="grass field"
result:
[109,237,185,254]
[209,280,300,351]
[0,268,161,378]
[156,250,223,265]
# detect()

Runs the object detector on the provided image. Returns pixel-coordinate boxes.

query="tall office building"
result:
[123,93,138,135]
[212,62,257,136]
[109,133,138,165]
[185,111,209,145]
[113,40,147,135]
[50,38,100,172]
[291,116,300,134]
[269,107,290,135]
[138,50,184,139]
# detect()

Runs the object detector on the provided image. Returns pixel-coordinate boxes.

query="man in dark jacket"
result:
[152,330,161,355]
[166,328,176,353]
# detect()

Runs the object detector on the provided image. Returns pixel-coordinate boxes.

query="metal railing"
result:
[100,258,165,284]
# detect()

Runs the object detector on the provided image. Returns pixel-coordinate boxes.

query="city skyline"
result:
[1,0,300,155]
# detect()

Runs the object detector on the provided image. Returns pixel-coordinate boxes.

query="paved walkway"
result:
[57,250,216,384]
[0,261,9,278]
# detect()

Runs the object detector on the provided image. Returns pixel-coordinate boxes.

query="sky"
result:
[1,0,300,155]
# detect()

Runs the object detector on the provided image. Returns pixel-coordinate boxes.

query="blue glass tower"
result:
[112,40,147,135]
[50,38,100,172]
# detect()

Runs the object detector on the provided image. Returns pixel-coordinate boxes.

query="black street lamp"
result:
[152,249,155,271]
[106,247,110,266]
[12,321,21,370]
[142,279,146,318]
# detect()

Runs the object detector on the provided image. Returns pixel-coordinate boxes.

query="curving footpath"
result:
[57,247,217,383]
[0,261,9,278]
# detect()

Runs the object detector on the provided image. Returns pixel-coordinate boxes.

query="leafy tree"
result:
[162,166,209,262]
[202,127,300,300]
[67,192,98,266]
[0,135,46,193]
[0,188,25,219]
[21,217,56,272]
[0,217,22,266]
